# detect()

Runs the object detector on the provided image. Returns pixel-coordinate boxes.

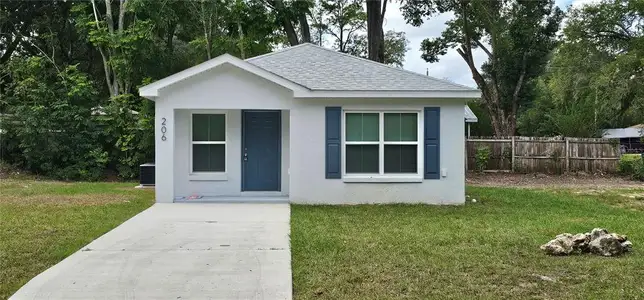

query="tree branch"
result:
[118,0,127,34]
[0,35,21,64]
[473,39,493,59]
[512,52,528,116]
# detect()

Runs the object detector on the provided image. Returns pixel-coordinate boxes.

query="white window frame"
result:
[189,111,227,179]
[341,110,424,183]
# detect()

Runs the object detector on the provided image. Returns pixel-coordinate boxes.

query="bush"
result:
[100,94,154,179]
[618,154,644,181]
[2,57,107,180]
[475,146,491,172]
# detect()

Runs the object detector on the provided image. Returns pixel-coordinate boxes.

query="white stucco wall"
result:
[289,98,466,204]
[153,63,466,204]
[154,64,292,202]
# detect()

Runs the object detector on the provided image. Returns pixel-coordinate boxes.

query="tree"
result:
[309,0,327,46]
[366,0,387,62]
[0,0,287,179]
[402,0,564,136]
[320,0,366,52]
[345,30,410,67]
[519,0,644,137]
[263,0,313,46]
[187,0,228,60]
[3,57,107,180]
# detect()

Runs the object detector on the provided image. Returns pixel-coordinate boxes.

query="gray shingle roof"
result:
[246,43,477,92]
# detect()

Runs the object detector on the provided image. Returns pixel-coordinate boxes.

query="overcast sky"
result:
[385,0,598,87]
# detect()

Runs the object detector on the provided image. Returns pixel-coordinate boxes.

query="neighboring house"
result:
[465,105,478,137]
[139,43,481,204]
[603,124,644,154]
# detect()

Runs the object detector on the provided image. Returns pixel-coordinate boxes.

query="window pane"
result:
[193,144,225,172]
[208,114,226,141]
[384,113,401,141]
[345,113,379,141]
[192,114,209,141]
[345,113,362,141]
[346,145,379,173]
[192,114,225,141]
[385,113,417,141]
[400,113,418,141]
[384,145,417,173]
[362,113,379,141]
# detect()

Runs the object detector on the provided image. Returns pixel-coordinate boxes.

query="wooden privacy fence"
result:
[466,136,621,174]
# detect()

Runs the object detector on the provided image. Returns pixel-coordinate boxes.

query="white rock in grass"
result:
[541,228,632,257]
[471,199,477,203]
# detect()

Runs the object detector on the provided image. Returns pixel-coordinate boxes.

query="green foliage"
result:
[523,0,644,137]
[618,154,644,180]
[99,94,154,179]
[401,0,564,136]
[315,0,409,67]
[2,57,106,180]
[344,30,410,67]
[475,146,491,172]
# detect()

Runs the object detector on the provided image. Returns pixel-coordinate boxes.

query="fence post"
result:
[565,138,570,173]
[511,136,516,172]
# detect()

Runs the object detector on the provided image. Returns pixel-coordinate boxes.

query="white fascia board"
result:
[139,54,308,100]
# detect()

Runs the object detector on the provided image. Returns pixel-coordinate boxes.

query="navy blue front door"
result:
[242,111,281,191]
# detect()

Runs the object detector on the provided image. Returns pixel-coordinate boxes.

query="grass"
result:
[0,179,154,299]
[291,187,644,299]
[3,178,643,299]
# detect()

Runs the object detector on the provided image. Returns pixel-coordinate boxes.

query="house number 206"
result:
[161,118,167,141]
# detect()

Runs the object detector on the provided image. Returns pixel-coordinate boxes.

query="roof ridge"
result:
[246,43,311,62]
[297,43,477,90]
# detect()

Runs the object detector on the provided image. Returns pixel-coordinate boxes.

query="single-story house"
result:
[603,125,644,154]
[139,43,481,204]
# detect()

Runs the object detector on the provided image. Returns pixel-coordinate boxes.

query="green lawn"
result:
[291,187,644,299]
[0,179,154,299]
[3,179,643,299]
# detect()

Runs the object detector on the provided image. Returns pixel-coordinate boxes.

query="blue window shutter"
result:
[325,107,341,179]
[424,107,440,179]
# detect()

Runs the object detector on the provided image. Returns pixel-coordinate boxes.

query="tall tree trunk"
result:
[238,21,246,59]
[298,12,311,43]
[274,0,299,45]
[366,0,382,62]
[91,0,115,96]
[166,23,176,57]
[378,0,387,62]
[457,0,510,137]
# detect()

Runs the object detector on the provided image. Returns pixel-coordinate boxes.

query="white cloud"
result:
[385,0,585,87]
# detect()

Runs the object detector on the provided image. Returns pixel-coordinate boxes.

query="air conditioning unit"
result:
[139,163,155,186]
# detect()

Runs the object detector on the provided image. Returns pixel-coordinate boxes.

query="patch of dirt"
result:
[467,172,643,189]
[0,193,133,206]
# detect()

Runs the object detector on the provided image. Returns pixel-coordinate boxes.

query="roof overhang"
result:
[139,53,309,99]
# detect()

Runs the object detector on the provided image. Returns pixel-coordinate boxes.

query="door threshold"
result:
[174,195,289,203]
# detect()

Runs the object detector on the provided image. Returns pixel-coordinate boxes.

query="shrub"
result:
[475,146,491,172]
[618,154,644,181]
[2,57,107,180]
[100,94,154,179]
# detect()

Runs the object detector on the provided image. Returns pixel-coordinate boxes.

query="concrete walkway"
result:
[11,203,292,300]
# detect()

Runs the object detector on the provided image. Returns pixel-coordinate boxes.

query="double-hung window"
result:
[344,111,421,178]
[191,113,226,173]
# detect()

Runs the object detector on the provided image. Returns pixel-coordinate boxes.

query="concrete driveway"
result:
[11,203,291,300]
